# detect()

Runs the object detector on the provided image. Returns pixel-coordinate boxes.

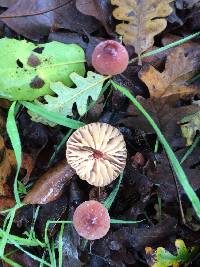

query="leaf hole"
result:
[33,47,44,54]
[16,59,23,68]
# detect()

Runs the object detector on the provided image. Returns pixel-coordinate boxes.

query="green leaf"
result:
[180,111,200,146]
[6,101,21,205]
[20,101,85,129]
[29,71,108,126]
[0,38,85,101]
[147,239,199,267]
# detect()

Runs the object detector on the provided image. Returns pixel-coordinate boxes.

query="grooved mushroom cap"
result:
[66,122,127,187]
[73,200,110,240]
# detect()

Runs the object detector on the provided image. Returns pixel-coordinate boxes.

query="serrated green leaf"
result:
[180,111,200,146]
[146,239,198,267]
[29,71,108,126]
[0,38,85,101]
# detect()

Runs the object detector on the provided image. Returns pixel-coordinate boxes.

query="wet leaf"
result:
[76,0,114,33]
[139,47,199,98]
[1,0,99,40]
[0,38,85,101]
[29,71,107,126]
[112,216,177,250]
[146,149,200,202]
[121,96,200,148]
[23,160,75,204]
[111,0,173,57]
[176,0,200,9]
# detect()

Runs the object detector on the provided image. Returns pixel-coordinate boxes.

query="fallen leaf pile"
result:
[0,0,200,266]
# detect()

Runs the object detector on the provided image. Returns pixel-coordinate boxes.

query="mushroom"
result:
[66,122,127,187]
[73,200,110,240]
[92,40,129,75]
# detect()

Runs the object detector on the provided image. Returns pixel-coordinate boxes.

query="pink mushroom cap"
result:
[92,40,129,75]
[73,200,110,240]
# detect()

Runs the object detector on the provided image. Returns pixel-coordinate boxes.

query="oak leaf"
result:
[139,47,199,98]
[30,71,107,126]
[146,239,198,267]
[111,0,173,56]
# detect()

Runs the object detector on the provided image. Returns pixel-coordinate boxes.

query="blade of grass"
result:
[58,223,65,267]
[130,31,200,63]
[10,241,51,267]
[180,135,200,164]
[110,219,143,224]
[111,81,200,218]
[2,256,22,267]
[0,205,19,257]
[20,101,85,129]
[6,101,21,205]
[104,173,124,210]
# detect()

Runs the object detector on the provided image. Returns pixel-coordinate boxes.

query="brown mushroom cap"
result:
[73,200,110,240]
[66,122,127,187]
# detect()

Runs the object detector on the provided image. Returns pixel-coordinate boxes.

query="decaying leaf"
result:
[0,135,16,197]
[29,71,107,126]
[111,0,173,56]
[76,0,114,33]
[0,108,5,134]
[0,0,99,40]
[146,149,200,202]
[180,109,200,146]
[121,96,200,148]
[23,160,75,205]
[176,0,200,9]
[139,47,199,98]
[145,239,199,267]
[0,38,85,101]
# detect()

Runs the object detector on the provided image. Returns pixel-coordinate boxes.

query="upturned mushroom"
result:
[73,200,110,240]
[66,122,127,187]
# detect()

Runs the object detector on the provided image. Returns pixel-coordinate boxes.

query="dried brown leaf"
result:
[111,0,173,56]
[23,160,75,205]
[139,47,199,98]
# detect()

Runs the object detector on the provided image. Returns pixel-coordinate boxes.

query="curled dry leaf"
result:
[139,47,199,98]
[66,123,127,187]
[23,160,75,205]
[111,0,173,57]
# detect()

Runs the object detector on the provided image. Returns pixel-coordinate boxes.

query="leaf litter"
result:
[0,0,200,266]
